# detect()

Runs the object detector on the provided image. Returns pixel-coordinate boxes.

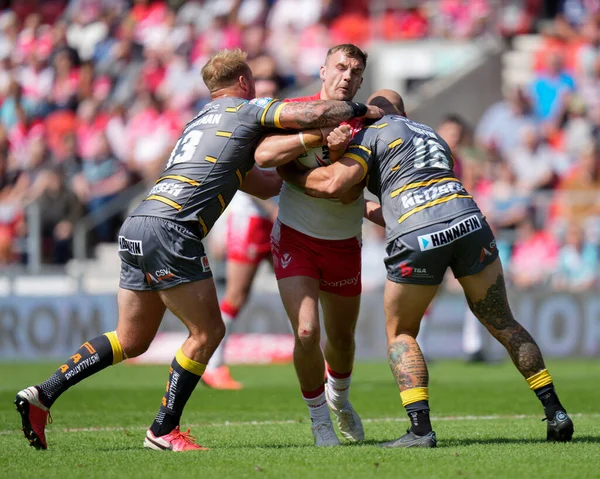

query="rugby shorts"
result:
[385,212,498,285]
[225,213,273,265]
[118,216,212,292]
[270,220,362,297]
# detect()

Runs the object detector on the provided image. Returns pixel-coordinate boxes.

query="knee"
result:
[295,324,321,351]
[118,335,152,359]
[386,326,419,344]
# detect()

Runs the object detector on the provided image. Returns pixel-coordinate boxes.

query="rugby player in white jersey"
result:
[254,44,368,446]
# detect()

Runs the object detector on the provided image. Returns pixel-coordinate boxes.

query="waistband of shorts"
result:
[277,220,360,246]
[130,215,203,239]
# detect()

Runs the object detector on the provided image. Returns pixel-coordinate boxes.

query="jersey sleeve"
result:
[343,127,379,181]
[240,97,288,129]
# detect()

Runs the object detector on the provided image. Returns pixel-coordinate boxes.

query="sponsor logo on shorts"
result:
[201,255,211,272]
[479,239,497,263]
[417,215,482,251]
[118,236,143,256]
[320,274,360,289]
[281,253,292,269]
[398,263,429,278]
[146,268,176,284]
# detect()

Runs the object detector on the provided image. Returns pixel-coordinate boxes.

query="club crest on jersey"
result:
[250,97,273,108]
[418,215,482,251]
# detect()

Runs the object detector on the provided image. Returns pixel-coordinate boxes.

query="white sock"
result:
[326,371,352,409]
[303,390,330,423]
[207,312,234,371]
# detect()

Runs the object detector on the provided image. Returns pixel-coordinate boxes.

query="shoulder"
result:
[283,93,320,103]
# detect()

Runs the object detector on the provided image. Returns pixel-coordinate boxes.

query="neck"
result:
[211,86,246,100]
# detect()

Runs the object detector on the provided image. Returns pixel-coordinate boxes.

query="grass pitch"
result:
[1,359,599,478]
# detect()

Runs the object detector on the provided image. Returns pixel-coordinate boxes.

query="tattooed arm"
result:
[278,101,383,129]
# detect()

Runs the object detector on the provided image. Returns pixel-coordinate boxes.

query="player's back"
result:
[360,115,480,241]
[131,97,273,237]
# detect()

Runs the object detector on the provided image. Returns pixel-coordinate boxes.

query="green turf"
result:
[1,359,598,479]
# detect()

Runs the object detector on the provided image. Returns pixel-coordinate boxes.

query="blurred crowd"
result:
[435,3,600,293]
[0,0,597,292]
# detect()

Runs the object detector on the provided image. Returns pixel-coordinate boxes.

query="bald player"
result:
[278,89,573,447]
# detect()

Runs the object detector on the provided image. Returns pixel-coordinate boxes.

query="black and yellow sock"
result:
[150,348,206,437]
[527,369,565,419]
[400,387,432,436]
[37,332,125,408]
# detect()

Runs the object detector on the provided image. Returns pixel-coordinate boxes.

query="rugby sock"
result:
[37,332,124,408]
[206,301,239,371]
[302,383,330,423]
[150,348,206,437]
[400,387,432,436]
[527,369,565,419]
[325,365,352,409]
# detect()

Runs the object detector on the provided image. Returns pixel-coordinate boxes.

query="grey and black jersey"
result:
[130,96,287,237]
[346,114,480,241]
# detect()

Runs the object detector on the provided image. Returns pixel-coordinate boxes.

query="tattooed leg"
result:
[459,259,572,436]
[464,273,546,378]
[388,335,429,391]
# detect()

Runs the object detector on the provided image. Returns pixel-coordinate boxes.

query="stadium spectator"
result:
[510,217,559,289]
[508,125,567,192]
[552,140,600,228]
[72,132,129,242]
[475,86,537,158]
[552,221,598,291]
[37,167,82,263]
[485,160,531,230]
[529,50,576,122]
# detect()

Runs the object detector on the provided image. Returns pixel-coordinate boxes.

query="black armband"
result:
[345,101,368,118]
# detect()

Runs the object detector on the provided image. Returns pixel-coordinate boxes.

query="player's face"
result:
[320,51,364,101]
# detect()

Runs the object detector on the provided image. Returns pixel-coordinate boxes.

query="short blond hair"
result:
[201,49,252,93]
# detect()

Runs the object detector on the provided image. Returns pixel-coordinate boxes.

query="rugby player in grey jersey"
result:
[278,89,573,448]
[13,49,383,452]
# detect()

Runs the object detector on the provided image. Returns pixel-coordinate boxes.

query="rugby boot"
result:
[201,366,243,390]
[14,386,51,450]
[311,420,340,447]
[380,430,437,448]
[326,395,365,442]
[546,410,574,442]
[144,426,209,451]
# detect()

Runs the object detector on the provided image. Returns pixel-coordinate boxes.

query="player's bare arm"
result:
[240,165,283,199]
[364,199,385,227]
[255,127,333,168]
[277,156,365,198]
[278,101,382,129]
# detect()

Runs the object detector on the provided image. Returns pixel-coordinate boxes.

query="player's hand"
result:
[326,125,352,151]
[364,105,384,119]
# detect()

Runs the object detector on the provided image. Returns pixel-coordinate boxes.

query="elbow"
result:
[254,148,275,168]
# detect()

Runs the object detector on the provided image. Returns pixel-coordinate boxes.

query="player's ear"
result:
[239,75,248,91]
[319,65,326,82]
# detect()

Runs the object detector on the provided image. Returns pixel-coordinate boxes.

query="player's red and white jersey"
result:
[278,93,364,240]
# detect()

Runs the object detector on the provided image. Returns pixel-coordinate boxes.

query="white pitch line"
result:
[2,413,597,436]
